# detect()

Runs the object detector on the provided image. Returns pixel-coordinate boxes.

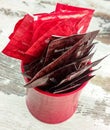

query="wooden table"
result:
[0,1,110,129]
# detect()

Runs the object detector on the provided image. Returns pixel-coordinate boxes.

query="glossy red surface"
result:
[21,62,88,124]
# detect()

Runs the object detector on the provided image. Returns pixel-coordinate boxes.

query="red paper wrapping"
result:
[2,3,94,64]
[2,14,34,63]
[55,3,94,33]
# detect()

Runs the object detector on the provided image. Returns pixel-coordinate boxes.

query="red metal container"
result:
[21,63,87,124]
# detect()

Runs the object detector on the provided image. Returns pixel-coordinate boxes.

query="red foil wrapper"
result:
[2,3,94,64]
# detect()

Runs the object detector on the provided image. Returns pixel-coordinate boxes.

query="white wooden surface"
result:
[0,0,110,130]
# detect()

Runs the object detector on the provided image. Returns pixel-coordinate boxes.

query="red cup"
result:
[21,62,87,124]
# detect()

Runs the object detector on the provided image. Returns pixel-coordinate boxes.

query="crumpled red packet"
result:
[2,14,34,63]
[55,3,94,33]
[2,3,94,64]
[26,4,94,59]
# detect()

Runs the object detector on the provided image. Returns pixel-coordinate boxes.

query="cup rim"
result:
[33,82,87,97]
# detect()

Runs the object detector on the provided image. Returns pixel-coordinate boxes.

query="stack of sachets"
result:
[2,3,107,94]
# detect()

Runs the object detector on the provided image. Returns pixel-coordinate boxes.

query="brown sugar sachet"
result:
[24,30,99,89]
